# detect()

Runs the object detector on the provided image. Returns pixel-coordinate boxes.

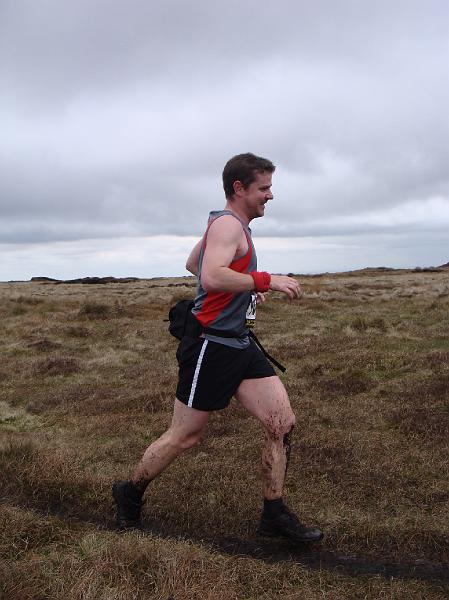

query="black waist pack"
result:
[167,299,286,372]
[168,299,197,340]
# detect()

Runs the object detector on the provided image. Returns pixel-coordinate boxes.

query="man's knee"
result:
[168,428,203,451]
[264,410,296,439]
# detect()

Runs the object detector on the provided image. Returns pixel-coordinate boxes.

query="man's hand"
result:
[269,275,301,300]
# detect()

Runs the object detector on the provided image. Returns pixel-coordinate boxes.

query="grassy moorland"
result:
[0,268,448,600]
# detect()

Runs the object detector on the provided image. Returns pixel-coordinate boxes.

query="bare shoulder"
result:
[207,214,243,243]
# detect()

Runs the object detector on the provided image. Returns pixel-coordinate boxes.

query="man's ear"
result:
[233,180,244,196]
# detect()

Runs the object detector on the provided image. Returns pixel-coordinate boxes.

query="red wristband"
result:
[250,271,271,293]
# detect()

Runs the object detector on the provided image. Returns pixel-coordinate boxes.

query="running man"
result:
[113,153,323,543]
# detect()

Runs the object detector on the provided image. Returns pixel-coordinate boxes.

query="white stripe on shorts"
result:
[188,339,208,407]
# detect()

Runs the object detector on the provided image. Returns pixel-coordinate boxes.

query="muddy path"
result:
[125,519,449,584]
[3,498,448,585]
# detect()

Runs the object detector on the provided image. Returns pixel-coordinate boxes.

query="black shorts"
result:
[176,337,276,411]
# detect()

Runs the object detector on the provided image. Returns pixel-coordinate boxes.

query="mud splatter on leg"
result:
[283,425,294,475]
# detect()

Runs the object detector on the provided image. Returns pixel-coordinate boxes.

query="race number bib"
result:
[245,293,257,328]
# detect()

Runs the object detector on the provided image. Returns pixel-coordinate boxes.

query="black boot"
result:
[112,480,144,530]
[257,500,323,543]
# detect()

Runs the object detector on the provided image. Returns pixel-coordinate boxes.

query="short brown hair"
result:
[222,153,275,198]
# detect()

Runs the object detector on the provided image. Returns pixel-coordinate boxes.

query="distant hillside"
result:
[23,263,449,284]
[31,276,140,284]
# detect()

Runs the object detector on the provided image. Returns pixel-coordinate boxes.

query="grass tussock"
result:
[78,302,112,319]
[65,325,92,338]
[35,356,81,376]
[27,338,62,352]
[0,270,449,599]
[350,315,388,332]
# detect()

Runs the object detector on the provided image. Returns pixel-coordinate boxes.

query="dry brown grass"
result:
[1,270,448,599]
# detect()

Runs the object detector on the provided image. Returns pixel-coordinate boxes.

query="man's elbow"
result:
[201,273,220,293]
[185,260,198,276]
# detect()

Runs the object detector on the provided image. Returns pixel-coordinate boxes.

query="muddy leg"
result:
[235,376,296,500]
[261,424,294,499]
[132,398,209,493]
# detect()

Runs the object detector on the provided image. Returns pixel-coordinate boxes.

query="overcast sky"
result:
[1,0,448,280]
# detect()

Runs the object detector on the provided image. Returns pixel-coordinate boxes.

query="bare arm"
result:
[185,239,202,276]
[201,216,254,292]
[201,215,301,299]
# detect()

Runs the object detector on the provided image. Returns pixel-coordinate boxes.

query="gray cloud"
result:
[1,0,448,263]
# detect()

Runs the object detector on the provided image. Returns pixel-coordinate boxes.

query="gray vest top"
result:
[192,210,257,349]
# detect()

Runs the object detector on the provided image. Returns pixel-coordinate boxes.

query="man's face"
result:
[240,171,273,219]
